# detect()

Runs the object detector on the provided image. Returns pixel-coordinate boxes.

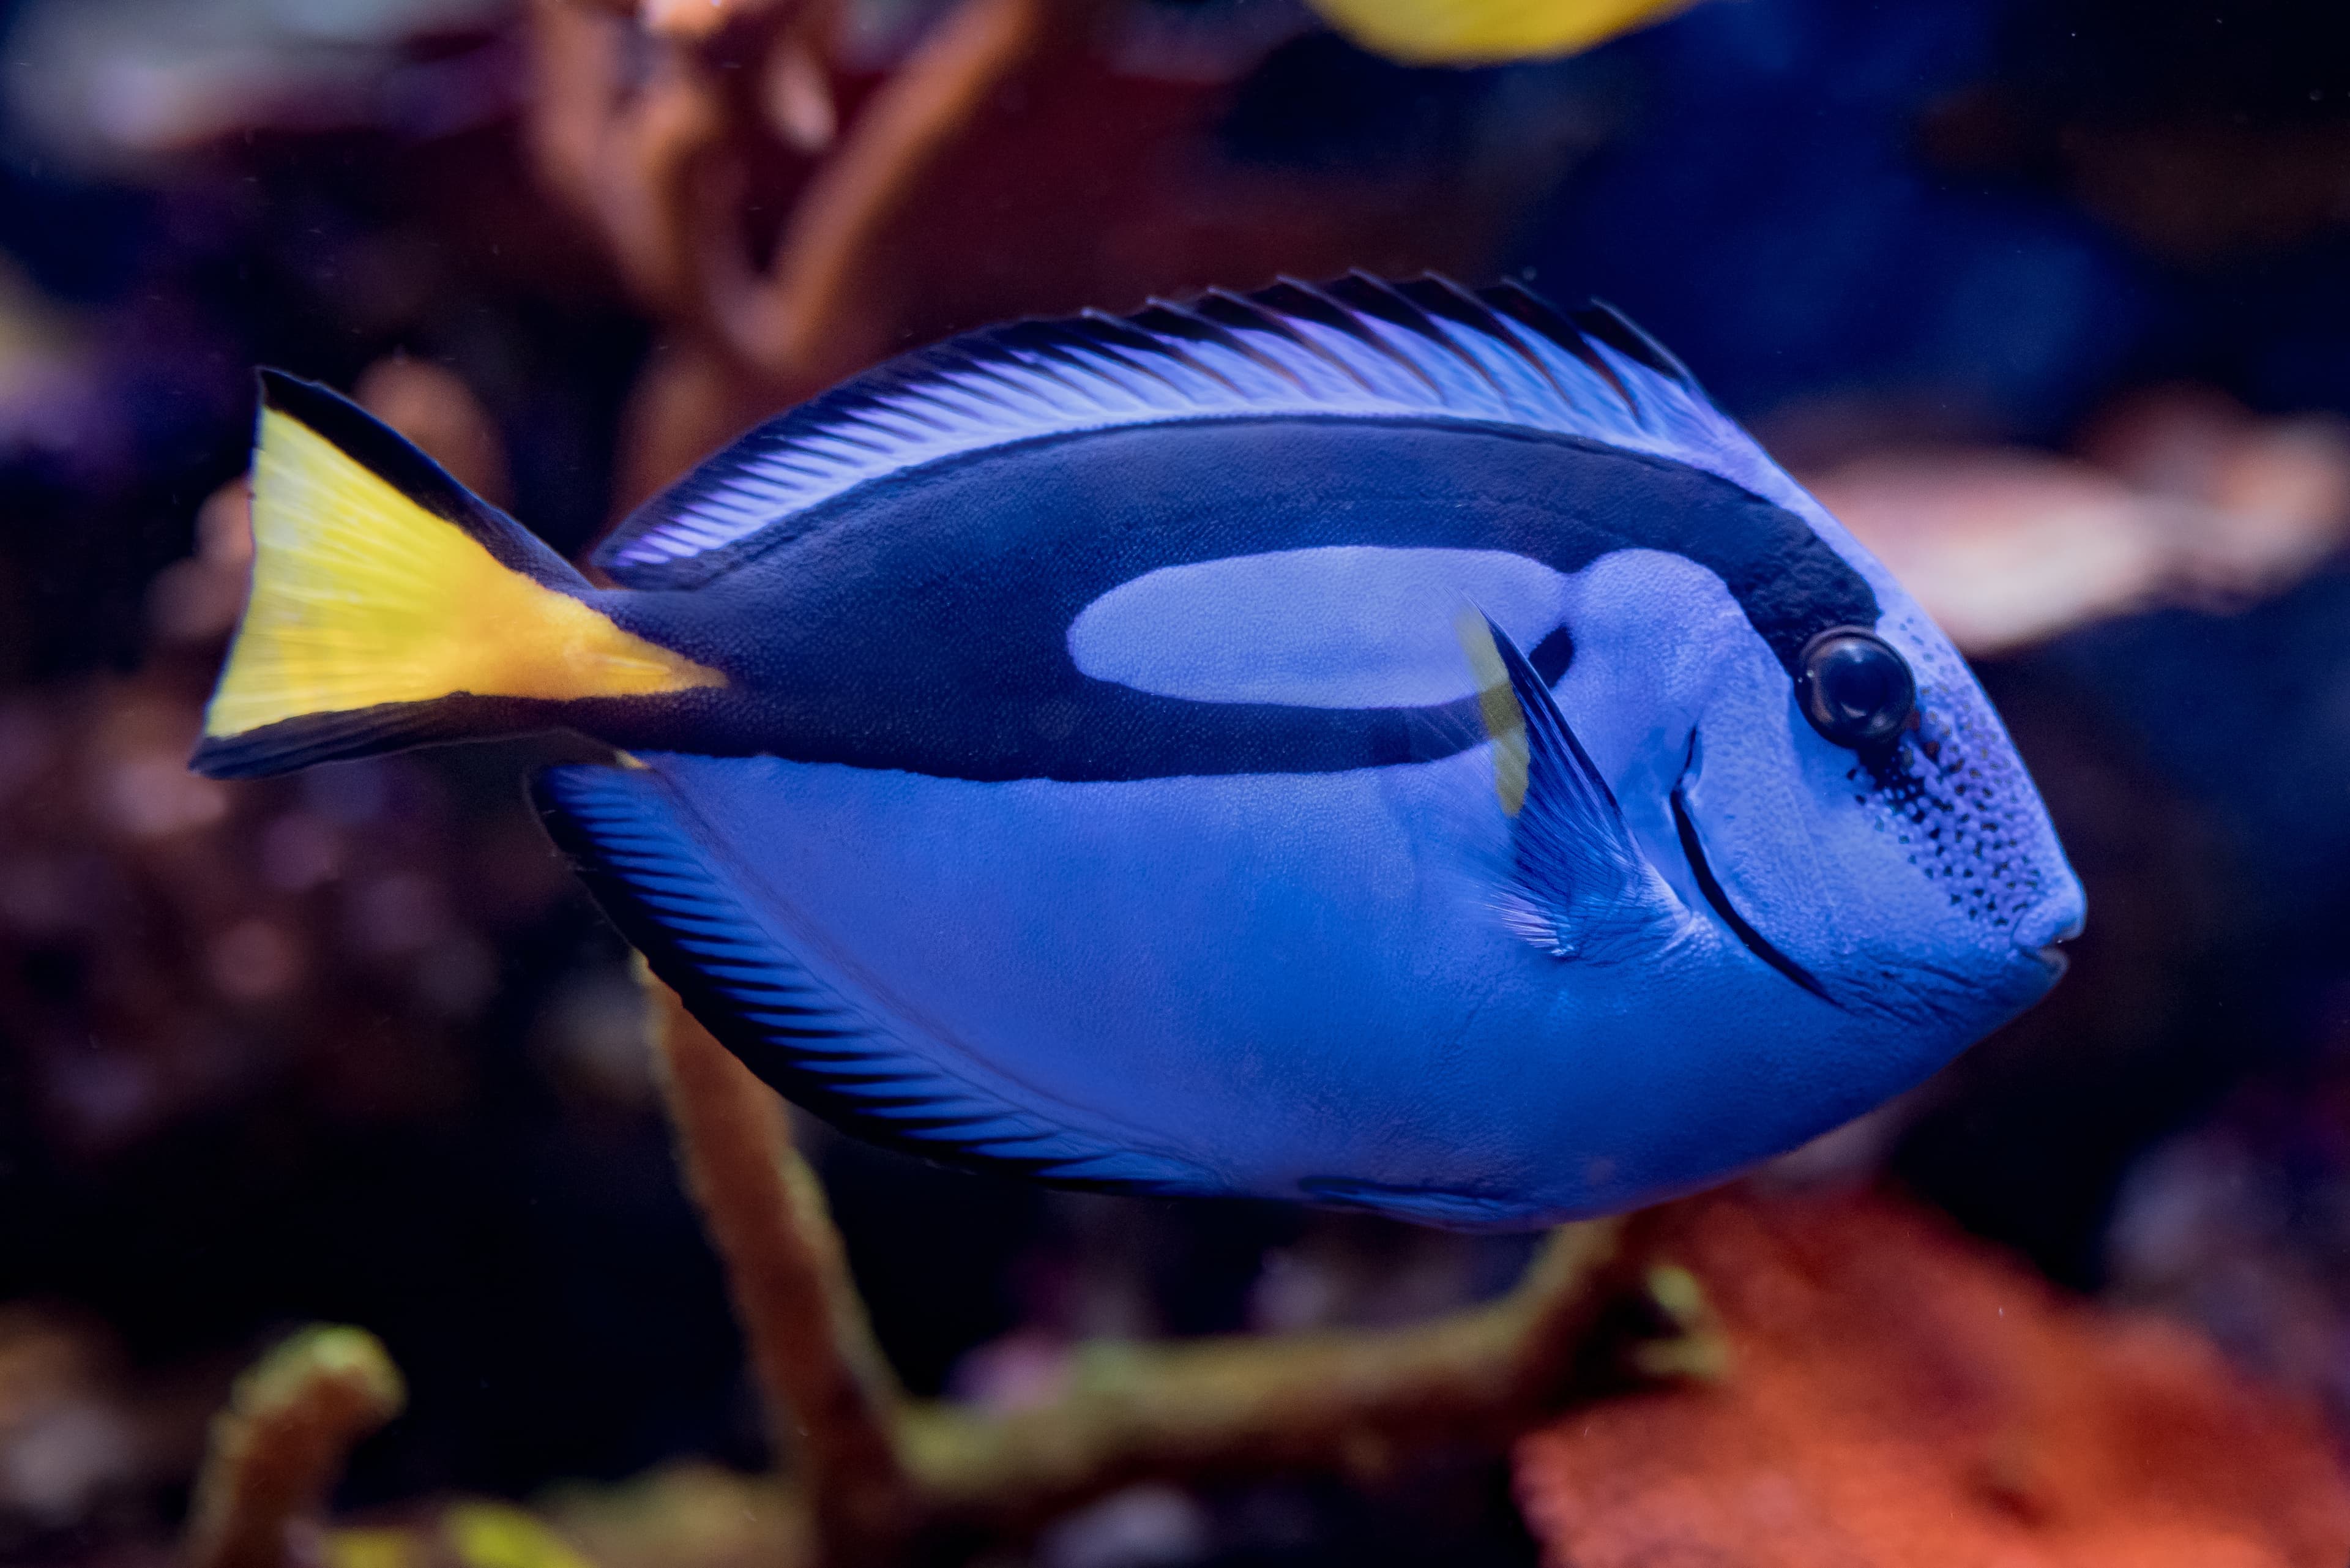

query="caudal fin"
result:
[192,373,724,780]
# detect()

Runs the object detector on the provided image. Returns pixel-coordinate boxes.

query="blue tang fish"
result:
[192,275,2082,1228]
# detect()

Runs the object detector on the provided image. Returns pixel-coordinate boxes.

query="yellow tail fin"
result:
[193,373,723,778]
[1306,0,1699,64]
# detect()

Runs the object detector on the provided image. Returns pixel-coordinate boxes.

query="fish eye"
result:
[1797,627,1915,749]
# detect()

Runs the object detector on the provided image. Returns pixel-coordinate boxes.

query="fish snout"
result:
[2012,886,2087,977]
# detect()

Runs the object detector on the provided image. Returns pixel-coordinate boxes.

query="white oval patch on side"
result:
[1069,546,1569,708]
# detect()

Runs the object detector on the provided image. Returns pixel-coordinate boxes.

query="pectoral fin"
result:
[1457,610,1676,957]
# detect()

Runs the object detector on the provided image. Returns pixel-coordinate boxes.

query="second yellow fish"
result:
[1307,0,1702,65]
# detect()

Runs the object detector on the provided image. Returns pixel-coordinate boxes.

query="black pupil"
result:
[1819,645,1896,719]
[1802,631,1914,747]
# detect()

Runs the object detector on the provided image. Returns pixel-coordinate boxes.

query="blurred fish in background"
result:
[1,0,2349,1562]
[1305,0,1699,65]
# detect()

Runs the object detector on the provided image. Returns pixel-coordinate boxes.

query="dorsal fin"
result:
[594,273,1808,587]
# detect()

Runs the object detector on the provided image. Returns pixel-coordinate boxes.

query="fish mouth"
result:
[2020,907,2084,979]
[1669,782,1832,1004]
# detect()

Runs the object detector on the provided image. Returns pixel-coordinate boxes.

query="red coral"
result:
[1516,1190,2350,1567]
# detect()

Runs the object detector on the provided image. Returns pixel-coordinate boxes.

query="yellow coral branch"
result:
[184,1327,406,1568]
[901,1214,1635,1532]
[181,988,1671,1568]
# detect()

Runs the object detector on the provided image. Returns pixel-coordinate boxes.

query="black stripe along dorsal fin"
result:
[988,319,1132,398]
[1194,288,1335,366]
[1392,274,1509,339]
[1125,301,1265,395]
[1073,308,1198,396]
[592,273,1806,587]
[1384,275,1520,405]
[1158,296,1316,395]
[1407,276,1579,411]
[1319,273,1453,396]
[1573,299,1697,388]
[1258,277,1410,394]
[1479,282,1637,411]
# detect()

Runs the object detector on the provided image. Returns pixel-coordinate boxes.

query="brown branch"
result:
[643,969,916,1561]
[174,980,1677,1568]
[705,0,1061,385]
[900,1212,1639,1533]
[183,1327,405,1568]
[524,0,733,323]
[547,0,807,35]
[529,0,1067,401]
[640,0,795,40]
[639,966,1663,1561]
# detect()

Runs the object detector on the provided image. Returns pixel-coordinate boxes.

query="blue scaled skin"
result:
[192,275,2084,1228]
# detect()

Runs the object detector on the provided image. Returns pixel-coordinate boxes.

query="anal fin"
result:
[532,763,1215,1193]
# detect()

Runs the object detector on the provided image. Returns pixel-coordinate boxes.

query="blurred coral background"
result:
[4,1,2350,1564]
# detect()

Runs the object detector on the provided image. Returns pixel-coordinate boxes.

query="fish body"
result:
[195,276,2081,1227]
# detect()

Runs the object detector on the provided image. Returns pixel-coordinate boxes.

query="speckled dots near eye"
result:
[1849,699,2047,933]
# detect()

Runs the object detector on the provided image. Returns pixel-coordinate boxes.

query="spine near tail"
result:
[191,373,723,780]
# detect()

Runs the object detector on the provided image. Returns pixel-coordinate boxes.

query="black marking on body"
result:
[605,417,1881,783]
[1528,624,1575,685]
[1568,301,1698,387]
[596,275,1715,589]
[1671,783,1832,1002]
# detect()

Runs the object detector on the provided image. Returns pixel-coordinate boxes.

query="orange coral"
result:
[1516,1190,2350,1568]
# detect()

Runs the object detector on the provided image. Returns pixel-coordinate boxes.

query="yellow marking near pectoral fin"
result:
[204,408,723,741]
[1307,0,1701,65]
[1455,607,1528,816]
